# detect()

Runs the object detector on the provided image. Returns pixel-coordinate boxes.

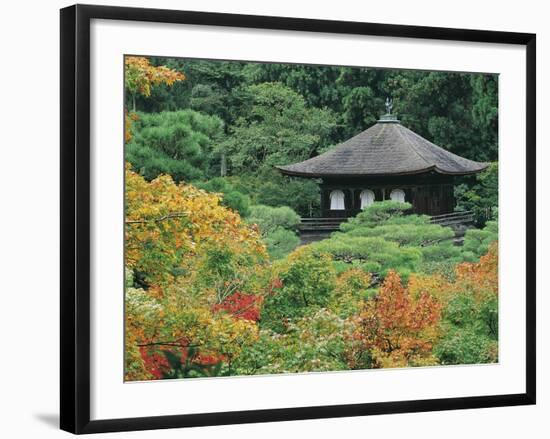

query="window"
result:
[329,190,345,210]
[360,189,375,209]
[390,188,406,203]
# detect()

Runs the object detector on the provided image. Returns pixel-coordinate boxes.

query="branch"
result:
[137,341,202,348]
[228,299,260,318]
[126,212,188,225]
[419,236,455,247]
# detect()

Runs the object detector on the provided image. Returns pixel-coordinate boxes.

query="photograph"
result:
[124,56,499,381]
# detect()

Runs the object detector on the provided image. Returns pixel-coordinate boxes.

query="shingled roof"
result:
[276,119,488,178]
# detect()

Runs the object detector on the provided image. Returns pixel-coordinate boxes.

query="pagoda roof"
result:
[276,119,488,178]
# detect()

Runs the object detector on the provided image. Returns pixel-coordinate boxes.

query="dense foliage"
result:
[312,201,462,278]
[126,110,224,182]
[133,59,497,160]
[195,177,252,217]
[125,174,499,380]
[126,58,498,216]
[124,56,499,380]
[125,166,268,380]
[246,205,301,259]
[220,82,336,174]
[455,162,499,224]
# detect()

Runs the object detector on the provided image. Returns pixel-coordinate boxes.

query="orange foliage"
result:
[455,242,498,297]
[349,270,441,368]
[409,241,498,306]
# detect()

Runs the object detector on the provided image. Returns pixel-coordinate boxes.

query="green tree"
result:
[261,247,336,332]
[455,162,498,223]
[195,177,251,217]
[130,58,499,164]
[128,58,248,121]
[238,170,321,217]
[470,74,499,156]
[390,71,498,161]
[222,82,337,174]
[461,221,498,262]
[126,110,224,182]
[233,309,352,375]
[247,205,301,259]
[314,201,461,278]
[248,204,300,235]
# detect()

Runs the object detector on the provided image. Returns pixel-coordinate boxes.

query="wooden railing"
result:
[298,211,476,232]
[429,211,475,227]
[298,217,347,231]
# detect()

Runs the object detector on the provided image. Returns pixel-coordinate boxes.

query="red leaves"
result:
[195,353,225,366]
[213,292,263,322]
[139,347,170,379]
[139,344,226,379]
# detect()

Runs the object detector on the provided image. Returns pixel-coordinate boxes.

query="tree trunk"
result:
[220,152,227,177]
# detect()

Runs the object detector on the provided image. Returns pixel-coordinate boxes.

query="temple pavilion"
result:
[276,100,488,218]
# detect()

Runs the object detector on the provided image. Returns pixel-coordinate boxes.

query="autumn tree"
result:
[125,56,185,111]
[409,243,498,365]
[124,164,269,380]
[125,163,266,285]
[124,56,185,142]
[348,270,441,369]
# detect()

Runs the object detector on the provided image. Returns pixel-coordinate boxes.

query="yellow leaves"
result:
[124,57,185,147]
[337,268,372,290]
[124,110,139,143]
[158,287,259,359]
[124,165,268,379]
[124,56,185,98]
[208,315,259,348]
[329,268,372,317]
[409,272,447,300]
[125,165,267,287]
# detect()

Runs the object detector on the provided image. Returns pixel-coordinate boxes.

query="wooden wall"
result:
[319,173,456,218]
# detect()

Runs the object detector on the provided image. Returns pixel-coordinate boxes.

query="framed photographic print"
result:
[60,4,536,434]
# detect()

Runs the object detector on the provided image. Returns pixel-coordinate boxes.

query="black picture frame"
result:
[60,4,536,434]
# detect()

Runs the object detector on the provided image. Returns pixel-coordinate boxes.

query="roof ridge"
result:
[402,125,474,165]
[373,123,387,142]
[393,124,432,168]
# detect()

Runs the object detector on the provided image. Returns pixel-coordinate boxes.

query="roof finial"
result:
[379,97,399,123]
[385,97,393,115]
